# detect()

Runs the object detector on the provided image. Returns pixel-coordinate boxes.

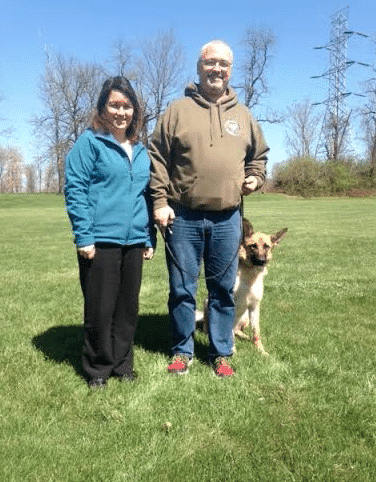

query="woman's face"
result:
[102,90,134,137]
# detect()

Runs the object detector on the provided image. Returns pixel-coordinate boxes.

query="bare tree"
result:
[236,28,276,112]
[25,164,37,193]
[284,97,322,158]
[105,31,186,141]
[360,32,376,178]
[32,155,47,192]
[44,163,59,192]
[30,32,185,191]
[0,146,6,191]
[110,39,134,77]
[2,147,23,193]
[361,76,376,177]
[134,29,186,139]
[0,93,13,138]
[31,51,105,192]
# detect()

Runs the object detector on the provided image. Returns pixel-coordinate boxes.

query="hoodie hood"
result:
[184,82,238,109]
[184,83,239,144]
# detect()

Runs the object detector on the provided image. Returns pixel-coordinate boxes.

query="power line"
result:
[312,6,369,160]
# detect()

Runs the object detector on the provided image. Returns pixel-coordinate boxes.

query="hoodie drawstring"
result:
[217,105,224,139]
[209,104,224,147]
[209,106,213,146]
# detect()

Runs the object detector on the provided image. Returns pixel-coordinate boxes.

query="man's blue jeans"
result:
[165,204,241,359]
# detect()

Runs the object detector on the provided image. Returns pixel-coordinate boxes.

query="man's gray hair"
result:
[199,40,233,63]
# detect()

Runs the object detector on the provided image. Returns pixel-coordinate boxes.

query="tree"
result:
[284,97,322,158]
[0,93,13,138]
[360,73,376,179]
[2,147,23,193]
[133,30,186,139]
[31,31,185,191]
[236,28,276,112]
[105,30,186,141]
[31,51,105,192]
[44,163,59,192]
[25,164,37,193]
[0,146,6,191]
[110,39,133,77]
[32,155,47,192]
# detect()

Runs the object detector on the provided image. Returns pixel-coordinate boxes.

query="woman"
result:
[65,76,155,389]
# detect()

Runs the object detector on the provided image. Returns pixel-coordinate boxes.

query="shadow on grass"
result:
[135,313,171,356]
[135,314,210,364]
[32,314,210,376]
[32,324,85,379]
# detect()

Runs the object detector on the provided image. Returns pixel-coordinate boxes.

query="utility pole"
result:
[312,6,369,160]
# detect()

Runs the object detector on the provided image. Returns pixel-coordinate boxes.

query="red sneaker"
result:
[167,355,192,375]
[211,357,235,378]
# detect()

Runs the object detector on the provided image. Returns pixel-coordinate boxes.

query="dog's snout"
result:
[251,256,267,266]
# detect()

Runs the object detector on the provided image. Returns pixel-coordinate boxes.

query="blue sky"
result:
[1,0,375,173]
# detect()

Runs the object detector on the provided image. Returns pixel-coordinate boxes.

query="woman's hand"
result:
[77,244,96,260]
[143,247,154,260]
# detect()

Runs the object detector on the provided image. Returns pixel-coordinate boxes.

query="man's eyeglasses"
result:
[201,59,232,69]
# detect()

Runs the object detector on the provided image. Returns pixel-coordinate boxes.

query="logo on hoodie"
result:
[224,119,241,137]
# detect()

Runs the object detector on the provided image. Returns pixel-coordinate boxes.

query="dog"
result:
[197,218,288,356]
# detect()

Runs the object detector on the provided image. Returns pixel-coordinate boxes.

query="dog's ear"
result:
[242,218,254,239]
[271,228,288,245]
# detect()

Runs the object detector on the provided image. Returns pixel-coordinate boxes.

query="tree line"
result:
[1,25,375,196]
[273,78,376,196]
[0,28,275,194]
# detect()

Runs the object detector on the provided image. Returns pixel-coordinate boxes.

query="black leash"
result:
[160,199,244,281]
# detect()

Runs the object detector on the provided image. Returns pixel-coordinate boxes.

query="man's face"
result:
[198,44,232,99]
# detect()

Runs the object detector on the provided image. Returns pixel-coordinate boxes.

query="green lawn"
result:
[1,193,375,481]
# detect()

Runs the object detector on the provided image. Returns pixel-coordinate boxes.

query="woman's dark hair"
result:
[93,76,143,143]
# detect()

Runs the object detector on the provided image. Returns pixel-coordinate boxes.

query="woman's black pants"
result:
[78,244,143,381]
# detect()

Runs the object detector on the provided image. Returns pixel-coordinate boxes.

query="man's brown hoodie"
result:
[149,83,269,211]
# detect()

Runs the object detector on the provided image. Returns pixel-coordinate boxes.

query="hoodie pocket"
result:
[180,176,242,210]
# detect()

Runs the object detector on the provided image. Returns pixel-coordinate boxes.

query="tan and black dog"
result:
[233,218,287,355]
[197,218,287,356]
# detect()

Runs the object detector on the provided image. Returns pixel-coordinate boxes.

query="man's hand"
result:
[154,206,175,235]
[242,176,258,195]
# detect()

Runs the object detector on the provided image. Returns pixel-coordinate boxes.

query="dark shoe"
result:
[167,355,192,375]
[118,370,138,382]
[210,357,235,378]
[88,378,107,389]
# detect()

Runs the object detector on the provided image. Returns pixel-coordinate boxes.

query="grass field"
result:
[1,193,375,482]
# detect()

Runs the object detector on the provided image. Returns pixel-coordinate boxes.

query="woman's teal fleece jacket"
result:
[65,128,155,249]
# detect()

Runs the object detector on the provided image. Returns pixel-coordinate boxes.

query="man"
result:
[149,40,269,377]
